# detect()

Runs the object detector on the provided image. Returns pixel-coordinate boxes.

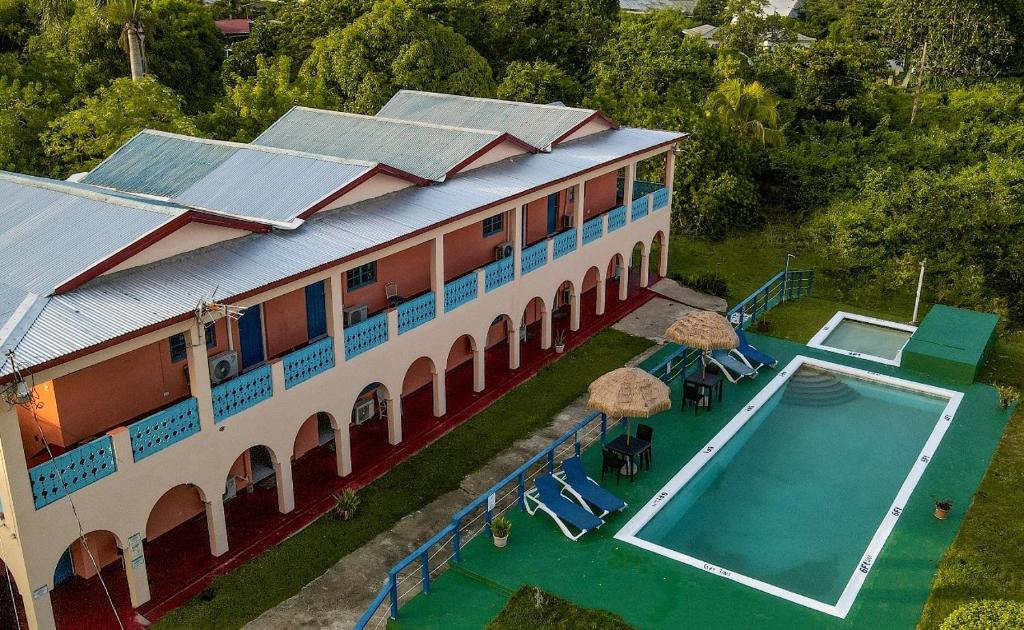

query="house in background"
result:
[683,23,816,49]
[215,18,252,46]
[0,91,683,630]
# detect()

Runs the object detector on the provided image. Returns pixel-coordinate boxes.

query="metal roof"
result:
[253,107,527,182]
[619,0,696,12]
[4,127,683,374]
[83,131,378,225]
[377,91,604,150]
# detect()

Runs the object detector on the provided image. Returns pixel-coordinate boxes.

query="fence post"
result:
[546,450,555,473]
[389,573,399,619]
[420,552,430,595]
[517,472,526,511]
[808,271,815,296]
[452,517,462,562]
[574,431,581,457]
[485,507,493,537]
[600,413,607,444]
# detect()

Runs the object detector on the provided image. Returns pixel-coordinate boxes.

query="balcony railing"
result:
[344,312,389,359]
[283,336,335,389]
[398,292,436,334]
[582,216,603,245]
[633,179,664,200]
[444,273,478,312]
[521,241,548,275]
[631,195,649,221]
[484,257,514,292]
[553,229,577,259]
[607,205,626,233]
[212,364,273,423]
[128,397,200,462]
[29,436,117,509]
[653,186,669,211]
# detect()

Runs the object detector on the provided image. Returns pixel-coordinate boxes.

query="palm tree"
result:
[704,79,784,146]
[38,0,147,80]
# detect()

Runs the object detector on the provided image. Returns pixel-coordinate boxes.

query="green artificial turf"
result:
[486,586,634,630]
[155,329,653,630]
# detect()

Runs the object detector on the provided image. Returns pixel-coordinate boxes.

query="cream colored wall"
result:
[558,117,615,144]
[0,146,674,630]
[321,173,413,211]
[104,223,251,275]
[458,139,530,173]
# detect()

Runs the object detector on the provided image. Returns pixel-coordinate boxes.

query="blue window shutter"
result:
[547,193,558,234]
[238,304,265,368]
[305,281,327,340]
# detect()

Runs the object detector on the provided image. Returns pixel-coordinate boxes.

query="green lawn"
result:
[486,586,634,630]
[155,329,652,629]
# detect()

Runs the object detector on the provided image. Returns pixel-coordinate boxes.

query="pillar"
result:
[640,248,651,288]
[623,162,636,222]
[335,420,352,477]
[274,458,294,514]
[574,180,586,248]
[20,578,56,630]
[325,274,345,366]
[618,259,629,301]
[570,290,581,331]
[511,205,523,279]
[432,368,446,417]
[509,323,521,370]
[664,149,676,196]
[205,498,229,557]
[185,323,215,431]
[472,346,485,392]
[540,305,552,350]
[659,235,669,277]
[430,236,444,316]
[596,278,607,316]
[387,395,403,445]
[121,535,151,606]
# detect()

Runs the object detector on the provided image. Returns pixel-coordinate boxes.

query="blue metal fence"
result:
[728,269,815,329]
[582,216,603,245]
[607,205,626,232]
[29,436,117,509]
[520,241,548,275]
[552,229,577,259]
[444,273,478,312]
[283,337,335,389]
[128,397,200,461]
[212,363,273,423]
[484,257,514,292]
[344,312,389,359]
[398,292,436,334]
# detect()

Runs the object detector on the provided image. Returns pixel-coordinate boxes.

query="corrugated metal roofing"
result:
[83,130,377,224]
[253,108,519,182]
[377,91,601,150]
[5,127,683,373]
[619,0,696,12]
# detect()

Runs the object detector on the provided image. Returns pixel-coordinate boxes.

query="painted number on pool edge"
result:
[920,455,930,464]
[703,563,732,578]
[650,491,670,508]
[703,446,715,454]
[859,555,874,574]
[891,506,902,517]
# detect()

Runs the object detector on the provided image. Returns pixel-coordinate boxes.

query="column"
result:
[540,306,552,350]
[472,346,485,392]
[387,395,403,445]
[640,248,651,288]
[570,290,581,332]
[185,323,215,431]
[508,322,521,370]
[432,369,446,417]
[596,278,607,316]
[325,274,345,366]
[659,235,669,277]
[20,579,56,630]
[574,180,586,248]
[430,236,444,316]
[511,205,523,279]
[120,535,151,606]
[618,258,629,301]
[664,149,676,197]
[205,498,229,557]
[274,458,294,514]
[622,162,636,222]
[335,420,352,477]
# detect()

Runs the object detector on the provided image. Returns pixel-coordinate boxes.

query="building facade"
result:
[0,92,683,629]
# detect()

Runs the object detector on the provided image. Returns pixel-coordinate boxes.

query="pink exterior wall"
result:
[584,171,618,219]
[343,242,431,314]
[401,357,434,396]
[445,335,474,371]
[485,318,510,349]
[443,213,509,281]
[146,485,205,540]
[293,414,319,459]
[70,531,119,579]
[264,288,309,359]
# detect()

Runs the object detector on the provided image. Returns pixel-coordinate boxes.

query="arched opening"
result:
[348,382,397,473]
[630,241,647,288]
[446,333,484,403]
[521,296,549,359]
[223,444,291,548]
[143,483,214,604]
[49,530,129,629]
[650,230,666,282]
[551,280,577,337]
[400,356,444,447]
[0,559,25,628]
[290,411,348,501]
[607,253,626,302]
[581,266,603,320]
[484,314,517,386]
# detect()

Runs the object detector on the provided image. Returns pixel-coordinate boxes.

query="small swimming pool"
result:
[807,312,917,365]
[615,356,961,618]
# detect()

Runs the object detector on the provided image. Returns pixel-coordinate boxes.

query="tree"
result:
[715,0,768,55]
[36,0,148,80]
[0,76,64,174]
[299,0,494,114]
[146,0,225,112]
[496,61,582,105]
[881,0,1014,123]
[692,0,728,25]
[0,0,38,53]
[705,78,783,146]
[42,75,195,176]
[27,0,128,94]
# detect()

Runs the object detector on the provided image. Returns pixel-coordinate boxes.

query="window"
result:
[169,333,187,363]
[347,262,377,291]
[482,213,504,238]
[204,321,217,349]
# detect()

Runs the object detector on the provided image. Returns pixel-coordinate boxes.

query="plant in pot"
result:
[491,516,512,548]
[933,497,953,520]
[334,488,360,521]
[997,384,1019,410]
[554,330,567,354]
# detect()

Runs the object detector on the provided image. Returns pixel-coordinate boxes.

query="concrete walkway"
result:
[247,286,704,630]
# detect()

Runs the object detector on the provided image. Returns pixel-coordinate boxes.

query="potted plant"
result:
[334,488,360,521]
[554,330,567,354]
[491,516,512,547]
[997,384,1019,410]
[933,497,953,520]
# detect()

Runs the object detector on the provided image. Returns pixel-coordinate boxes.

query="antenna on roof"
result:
[194,287,246,327]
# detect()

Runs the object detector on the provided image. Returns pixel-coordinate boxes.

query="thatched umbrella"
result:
[665,310,738,376]
[588,367,671,444]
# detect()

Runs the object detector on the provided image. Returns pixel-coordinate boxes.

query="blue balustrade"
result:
[607,205,626,232]
[30,436,116,509]
[653,186,669,211]
[582,216,603,245]
[212,363,273,423]
[344,312,389,358]
[631,195,649,221]
[283,336,335,389]
[553,229,577,259]
[484,257,514,292]
[398,292,436,334]
[521,241,548,275]
[444,273,478,312]
[632,179,663,200]
[128,397,200,461]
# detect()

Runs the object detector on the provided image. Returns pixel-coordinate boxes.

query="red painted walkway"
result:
[2,273,657,630]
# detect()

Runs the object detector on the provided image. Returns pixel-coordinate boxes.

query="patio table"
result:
[684,370,723,410]
[605,434,651,482]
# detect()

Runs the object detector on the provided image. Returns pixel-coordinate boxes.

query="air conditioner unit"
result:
[343,304,368,327]
[562,214,574,229]
[353,398,376,425]
[495,242,513,260]
[223,475,237,502]
[612,265,623,280]
[209,351,239,384]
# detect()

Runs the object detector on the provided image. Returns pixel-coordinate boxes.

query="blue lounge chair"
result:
[557,456,627,518]
[733,328,778,370]
[525,474,604,541]
[708,349,757,383]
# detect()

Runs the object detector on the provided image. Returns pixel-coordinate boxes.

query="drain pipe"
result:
[912,260,926,324]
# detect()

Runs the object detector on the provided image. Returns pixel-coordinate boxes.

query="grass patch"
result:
[486,586,635,630]
[155,329,652,629]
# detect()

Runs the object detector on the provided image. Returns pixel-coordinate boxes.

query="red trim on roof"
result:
[189,211,273,233]
[551,112,620,146]
[445,133,539,178]
[297,164,429,221]
[215,18,251,35]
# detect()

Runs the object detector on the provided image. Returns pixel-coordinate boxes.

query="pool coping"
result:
[613,355,963,619]
[806,311,917,366]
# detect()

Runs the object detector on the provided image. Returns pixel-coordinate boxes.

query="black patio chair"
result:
[601,448,625,485]
[682,380,704,415]
[635,424,654,470]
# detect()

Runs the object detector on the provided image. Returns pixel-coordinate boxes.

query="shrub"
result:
[490,516,512,538]
[674,273,729,299]
[996,385,1019,410]
[940,600,1024,630]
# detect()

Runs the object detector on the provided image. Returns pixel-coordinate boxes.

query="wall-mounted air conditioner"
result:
[209,351,239,384]
[224,475,237,502]
[353,398,376,425]
[562,215,574,228]
[343,304,368,327]
[495,242,513,260]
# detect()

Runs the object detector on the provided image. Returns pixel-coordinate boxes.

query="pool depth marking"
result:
[807,311,917,366]
[614,355,963,619]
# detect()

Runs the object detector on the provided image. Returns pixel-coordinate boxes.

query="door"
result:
[546,193,558,234]
[54,548,74,585]
[305,281,327,340]
[238,304,265,368]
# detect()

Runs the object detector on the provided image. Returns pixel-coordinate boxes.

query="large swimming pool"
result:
[807,312,917,365]
[615,356,962,618]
